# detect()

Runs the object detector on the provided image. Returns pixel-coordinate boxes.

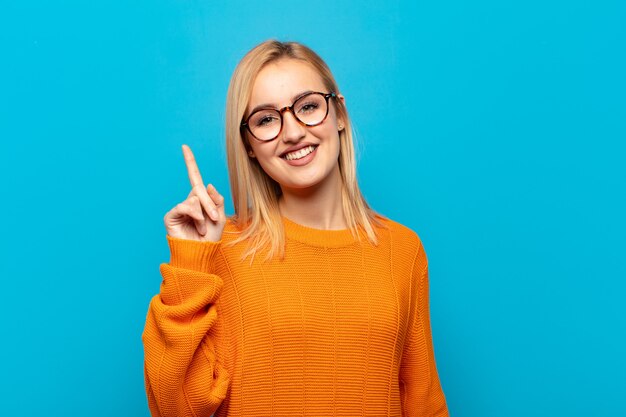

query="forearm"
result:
[142,237,230,417]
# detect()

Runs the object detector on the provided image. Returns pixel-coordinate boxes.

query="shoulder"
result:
[375,214,423,249]
[373,214,428,267]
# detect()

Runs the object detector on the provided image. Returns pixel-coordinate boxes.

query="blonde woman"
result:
[143,40,449,417]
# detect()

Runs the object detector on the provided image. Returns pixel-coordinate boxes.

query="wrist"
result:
[167,235,221,272]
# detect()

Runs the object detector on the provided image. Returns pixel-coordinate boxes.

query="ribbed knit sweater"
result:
[143,216,448,417]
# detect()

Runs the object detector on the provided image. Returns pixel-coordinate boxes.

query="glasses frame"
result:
[241,91,337,142]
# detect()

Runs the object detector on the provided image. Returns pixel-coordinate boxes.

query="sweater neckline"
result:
[281,216,360,248]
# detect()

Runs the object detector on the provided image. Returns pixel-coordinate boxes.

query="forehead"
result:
[248,59,326,107]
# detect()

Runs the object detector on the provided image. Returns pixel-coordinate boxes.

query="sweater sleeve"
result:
[142,235,230,417]
[399,243,449,417]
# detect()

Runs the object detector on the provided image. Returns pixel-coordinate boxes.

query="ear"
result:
[247,149,256,158]
[336,93,346,131]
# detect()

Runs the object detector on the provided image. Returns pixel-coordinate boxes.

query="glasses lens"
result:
[245,93,329,141]
[247,109,281,141]
[294,93,327,126]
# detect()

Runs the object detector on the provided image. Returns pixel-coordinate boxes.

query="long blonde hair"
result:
[224,40,383,261]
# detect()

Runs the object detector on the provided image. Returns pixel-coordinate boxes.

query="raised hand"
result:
[164,145,226,242]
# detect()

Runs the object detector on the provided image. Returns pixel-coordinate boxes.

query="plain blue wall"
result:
[1,1,624,416]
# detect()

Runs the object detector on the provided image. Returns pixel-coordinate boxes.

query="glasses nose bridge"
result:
[278,104,304,126]
[278,104,292,115]
[279,104,297,119]
[278,104,307,142]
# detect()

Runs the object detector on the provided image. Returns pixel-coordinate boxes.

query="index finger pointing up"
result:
[182,144,205,188]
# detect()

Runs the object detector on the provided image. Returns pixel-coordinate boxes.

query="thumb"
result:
[207,184,225,213]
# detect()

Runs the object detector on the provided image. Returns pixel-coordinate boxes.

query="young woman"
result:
[143,40,449,417]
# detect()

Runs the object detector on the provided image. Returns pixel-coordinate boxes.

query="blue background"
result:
[1,1,625,416]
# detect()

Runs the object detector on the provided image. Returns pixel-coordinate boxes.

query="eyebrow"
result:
[247,90,316,116]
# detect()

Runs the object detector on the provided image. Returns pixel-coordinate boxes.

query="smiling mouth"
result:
[281,145,318,161]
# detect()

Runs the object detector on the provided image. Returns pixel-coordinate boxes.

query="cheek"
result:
[250,144,279,171]
[246,135,263,157]
[317,124,341,147]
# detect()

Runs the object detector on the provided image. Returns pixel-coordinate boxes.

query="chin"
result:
[282,179,323,191]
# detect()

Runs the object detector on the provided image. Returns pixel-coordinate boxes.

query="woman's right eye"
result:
[255,114,279,127]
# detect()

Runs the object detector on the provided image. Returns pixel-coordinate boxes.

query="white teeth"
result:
[284,145,316,161]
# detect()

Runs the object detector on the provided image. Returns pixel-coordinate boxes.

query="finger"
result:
[207,183,225,211]
[175,198,207,235]
[187,187,218,222]
[182,144,205,189]
[193,184,219,222]
[182,145,219,221]
[174,199,205,223]
[187,196,207,236]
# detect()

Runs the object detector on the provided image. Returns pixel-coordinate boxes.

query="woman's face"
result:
[244,59,345,194]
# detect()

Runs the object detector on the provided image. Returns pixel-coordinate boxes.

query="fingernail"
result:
[211,209,218,219]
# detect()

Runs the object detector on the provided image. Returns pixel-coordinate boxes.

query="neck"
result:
[278,165,347,230]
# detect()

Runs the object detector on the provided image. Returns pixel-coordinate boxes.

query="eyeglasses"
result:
[241,91,336,141]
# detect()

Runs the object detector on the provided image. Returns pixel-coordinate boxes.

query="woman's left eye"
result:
[298,102,319,113]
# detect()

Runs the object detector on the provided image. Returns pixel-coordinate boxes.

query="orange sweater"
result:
[143,216,448,417]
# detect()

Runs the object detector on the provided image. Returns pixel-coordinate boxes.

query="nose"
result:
[280,109,306,143]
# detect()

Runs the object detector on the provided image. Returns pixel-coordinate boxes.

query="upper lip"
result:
[279,142,319,157]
